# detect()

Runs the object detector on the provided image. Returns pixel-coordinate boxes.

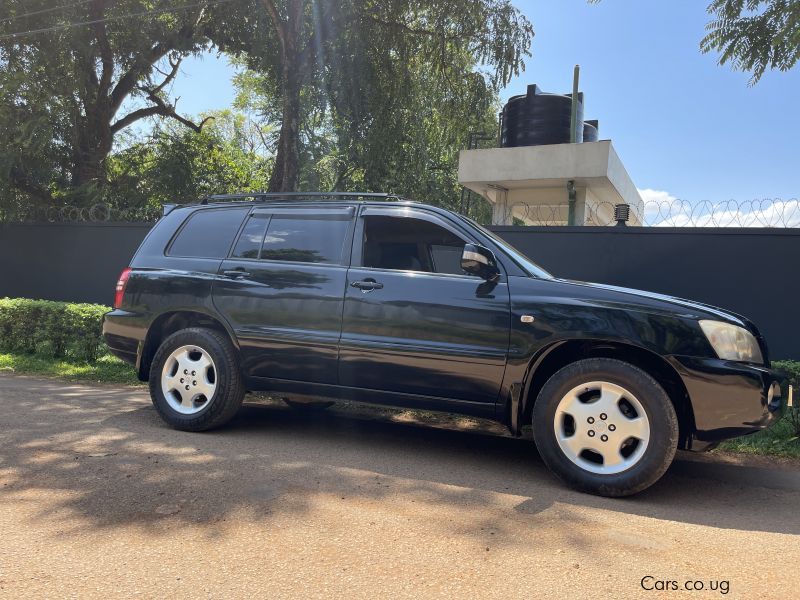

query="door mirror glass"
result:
[461,244,500,281]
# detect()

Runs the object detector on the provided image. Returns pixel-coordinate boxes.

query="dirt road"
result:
[1,374,798,599]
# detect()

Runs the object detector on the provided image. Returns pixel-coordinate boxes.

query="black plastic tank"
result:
[501,84,584,147]
[583,119,599,142]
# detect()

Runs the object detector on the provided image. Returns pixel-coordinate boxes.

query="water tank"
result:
[583,119,599,142]
[501,84,584,147]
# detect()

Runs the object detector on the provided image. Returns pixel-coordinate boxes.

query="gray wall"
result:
[493,226,799,360]
[0,222,152,307]
[1,222,797,359]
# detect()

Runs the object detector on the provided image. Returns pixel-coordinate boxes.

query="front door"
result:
[212,206,356,384]
[338,206,511,405]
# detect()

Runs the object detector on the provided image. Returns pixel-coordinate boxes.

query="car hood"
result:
[530,277,751,329]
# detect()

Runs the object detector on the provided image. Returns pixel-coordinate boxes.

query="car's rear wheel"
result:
[532,358,678,497]
[149,327,244,431]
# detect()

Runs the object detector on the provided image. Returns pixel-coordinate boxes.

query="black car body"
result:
[103,195,787,496]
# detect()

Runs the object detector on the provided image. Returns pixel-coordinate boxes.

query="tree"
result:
[107,110,273,211]
[0,0,217,208]
[700,0,800,84]
[213,0,534,192]
[230,45,501,219]
[590,0,799,84]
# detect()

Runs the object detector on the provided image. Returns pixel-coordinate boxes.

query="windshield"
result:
[459,216,553,279]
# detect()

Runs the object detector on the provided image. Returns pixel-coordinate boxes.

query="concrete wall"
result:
[1,221,797,359]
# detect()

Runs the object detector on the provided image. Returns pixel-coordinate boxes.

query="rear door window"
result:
[168,208,249,258]
[257,210,354,264]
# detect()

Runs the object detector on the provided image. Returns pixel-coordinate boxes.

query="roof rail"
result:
[201,191,410,204]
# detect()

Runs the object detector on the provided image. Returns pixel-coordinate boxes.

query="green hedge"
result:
[0,298,109,361]
[773,360,800,389]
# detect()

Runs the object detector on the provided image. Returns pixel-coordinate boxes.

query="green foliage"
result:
[213,0,534,192]
[773,359,800,388]
[0,298,109,361]
[2,0,534,215]
[719,359,800,458]
[229,38,503,220]
[0,0,216,209]
[774,359,800,437]
[701,0,800,84]
[0,352,140,386]
[591,0,799,84]
[107,110,273,207]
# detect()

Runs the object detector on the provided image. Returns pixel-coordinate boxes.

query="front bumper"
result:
[669,356,788,446]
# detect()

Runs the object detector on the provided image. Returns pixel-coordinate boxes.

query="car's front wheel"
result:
[532,358,678,497]
[149,327,244,431]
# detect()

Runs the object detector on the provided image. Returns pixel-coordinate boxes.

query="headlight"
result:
[699,320,763,363]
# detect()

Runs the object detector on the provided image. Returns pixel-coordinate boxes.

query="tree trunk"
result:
[266,0,304,193]
[268,64,301,192]
[71,103,113,198]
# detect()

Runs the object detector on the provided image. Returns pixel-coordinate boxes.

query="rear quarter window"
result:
[168,208,249,258]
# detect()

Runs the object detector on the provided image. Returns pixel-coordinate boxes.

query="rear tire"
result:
[149,327,244,431]
[532,358,678,497]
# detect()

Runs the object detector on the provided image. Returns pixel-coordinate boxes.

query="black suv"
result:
[103,193,787,496]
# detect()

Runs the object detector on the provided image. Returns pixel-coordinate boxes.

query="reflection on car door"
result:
[339,206,511,405]
[213,206,355,384]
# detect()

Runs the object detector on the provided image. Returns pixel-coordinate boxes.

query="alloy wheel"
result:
[160,345,217,415]
[553,381,650,475]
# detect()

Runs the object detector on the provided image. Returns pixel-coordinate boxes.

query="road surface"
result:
[1,374,798,598]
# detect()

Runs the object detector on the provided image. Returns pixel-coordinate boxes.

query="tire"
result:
[532,358,678,497]
[148,327,245,431]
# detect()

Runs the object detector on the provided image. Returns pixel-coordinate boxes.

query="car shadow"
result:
[2,376,799,543]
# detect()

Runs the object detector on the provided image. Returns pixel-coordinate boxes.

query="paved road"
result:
[1,374,799,599]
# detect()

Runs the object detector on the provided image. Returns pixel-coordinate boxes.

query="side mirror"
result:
[461,243,500,281]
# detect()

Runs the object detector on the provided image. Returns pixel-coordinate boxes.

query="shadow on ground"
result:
[1,375,798,544]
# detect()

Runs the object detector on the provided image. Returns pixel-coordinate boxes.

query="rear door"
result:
[212,205,356,384]
[338,206,511,405]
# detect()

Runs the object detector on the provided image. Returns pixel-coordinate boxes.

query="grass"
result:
[717,413,800,460]
[1,349,798,460]
[0,351,141,386]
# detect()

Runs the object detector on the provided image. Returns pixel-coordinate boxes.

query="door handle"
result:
[350,279,384,292]
[223,269,252,279]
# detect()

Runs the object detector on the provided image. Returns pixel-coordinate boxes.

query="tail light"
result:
[114,267,132,309]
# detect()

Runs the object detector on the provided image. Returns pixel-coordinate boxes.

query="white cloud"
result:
[635,188,800,227]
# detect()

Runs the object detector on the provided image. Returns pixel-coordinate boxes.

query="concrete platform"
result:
[458,140,643,225]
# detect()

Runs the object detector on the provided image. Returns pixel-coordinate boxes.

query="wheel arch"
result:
[517,339,696,450]
[137,310,237,382]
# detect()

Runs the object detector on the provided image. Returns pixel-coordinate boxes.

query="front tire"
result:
[149,327,244,431]
[532,358,678,497]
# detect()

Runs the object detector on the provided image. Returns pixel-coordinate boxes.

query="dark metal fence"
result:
[1,221,797,359]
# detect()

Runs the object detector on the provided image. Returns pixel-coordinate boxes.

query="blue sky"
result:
[168,0,799,203]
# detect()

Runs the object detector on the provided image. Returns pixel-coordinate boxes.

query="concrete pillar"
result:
[487,188,511,225]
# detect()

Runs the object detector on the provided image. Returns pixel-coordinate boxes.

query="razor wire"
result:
[504,198,800,227]
[0,203,162,223]
[2,198,799,227]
